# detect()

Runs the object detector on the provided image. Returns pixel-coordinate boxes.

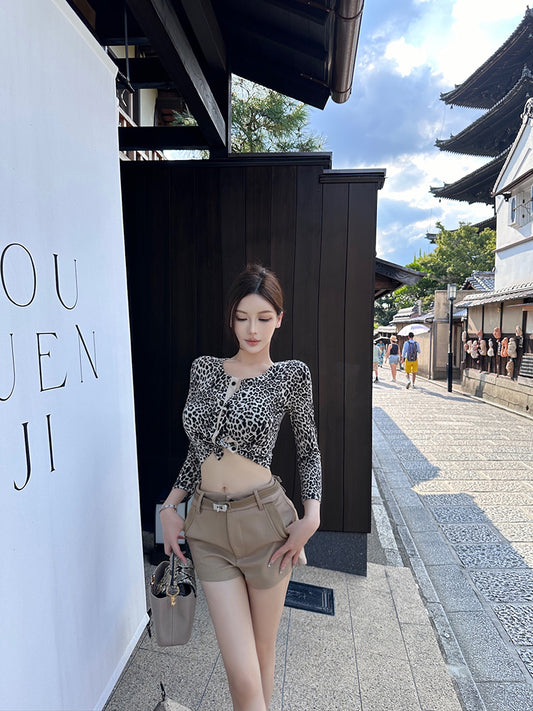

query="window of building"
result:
[510,195,517,224]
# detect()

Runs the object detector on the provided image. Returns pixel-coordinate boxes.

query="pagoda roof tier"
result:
[430,151,508,204]
[471,215,496,232]
[436,70,533,157]
[441,9,533,108]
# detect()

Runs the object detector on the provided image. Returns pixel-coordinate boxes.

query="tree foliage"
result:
[374,294,399,326]
[391,222,496,313]
[231,77,325,153]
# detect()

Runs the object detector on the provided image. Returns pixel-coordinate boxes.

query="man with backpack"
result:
[401,332,421,389]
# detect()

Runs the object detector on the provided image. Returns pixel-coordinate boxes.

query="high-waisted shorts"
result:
[183,477,298,589]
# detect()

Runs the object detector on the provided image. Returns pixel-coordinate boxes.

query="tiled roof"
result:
[461,271,495,291]
[436,70,533,157]
[440,9,533,109]
[391,303,427,323]
[456,281,533,307]
[430,150,508,205]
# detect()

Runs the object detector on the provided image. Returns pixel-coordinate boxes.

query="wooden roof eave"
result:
[374,258,424,299]
[81,0,366,152]
[440,8,533,109]
[435,72,533,157]
[214,0,364,109]
[493,99,533,196]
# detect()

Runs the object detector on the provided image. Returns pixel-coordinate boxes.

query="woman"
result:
[385,335,400,382]
[160,264,322,711]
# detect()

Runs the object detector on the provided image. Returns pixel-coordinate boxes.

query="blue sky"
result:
[308,0,529,267]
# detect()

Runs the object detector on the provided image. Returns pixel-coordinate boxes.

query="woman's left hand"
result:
[269,499,320,572]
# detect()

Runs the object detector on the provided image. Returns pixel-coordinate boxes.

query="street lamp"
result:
[447,283,457,392]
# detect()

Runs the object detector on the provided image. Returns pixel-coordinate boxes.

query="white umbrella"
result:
[397,323,430,336]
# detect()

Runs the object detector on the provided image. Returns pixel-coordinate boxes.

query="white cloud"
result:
[312,2,527,265]
[385,37,426,76]
[427,1,528,84]
[373,149,493,262]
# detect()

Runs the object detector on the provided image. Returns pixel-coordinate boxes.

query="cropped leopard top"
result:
[173,355,322,501]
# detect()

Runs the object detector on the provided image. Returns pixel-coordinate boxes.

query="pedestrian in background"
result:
[385,335,400,382]
[373,341,380,382]
[401,332,421,389]
[377,342,385,366]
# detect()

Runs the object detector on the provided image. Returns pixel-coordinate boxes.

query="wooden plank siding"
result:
[120,157,383,533]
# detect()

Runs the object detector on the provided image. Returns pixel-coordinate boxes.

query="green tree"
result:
[231,76,325,153]
[374,294,399,326]
[392,222,496,312]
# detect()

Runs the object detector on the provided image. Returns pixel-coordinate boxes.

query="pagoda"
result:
[431,8,533,221]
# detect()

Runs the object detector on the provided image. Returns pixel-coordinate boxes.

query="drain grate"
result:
[284,581,335,615]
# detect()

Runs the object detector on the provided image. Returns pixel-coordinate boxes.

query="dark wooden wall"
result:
[120,155,383,533]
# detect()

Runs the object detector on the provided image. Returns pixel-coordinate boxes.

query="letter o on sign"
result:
[1,243,37,307]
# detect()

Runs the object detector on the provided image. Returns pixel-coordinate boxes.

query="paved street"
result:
[372,367,533,711]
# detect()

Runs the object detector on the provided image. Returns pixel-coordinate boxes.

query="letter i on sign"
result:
[13,414,55,491]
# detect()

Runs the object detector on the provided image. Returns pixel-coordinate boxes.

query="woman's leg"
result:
[391,363,397,380]
[202,577,267,711]
[248,575,291,708]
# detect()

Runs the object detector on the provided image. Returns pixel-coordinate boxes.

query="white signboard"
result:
[0,2,147,710]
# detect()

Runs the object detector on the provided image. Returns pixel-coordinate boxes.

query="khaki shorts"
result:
[183,477,298,589]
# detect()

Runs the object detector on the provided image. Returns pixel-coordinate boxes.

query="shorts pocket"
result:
[182,505,198,536]
[264,496,297,539]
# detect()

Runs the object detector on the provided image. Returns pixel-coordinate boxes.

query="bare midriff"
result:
[200,451,272,496]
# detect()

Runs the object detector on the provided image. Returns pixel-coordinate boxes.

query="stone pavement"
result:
[372,366,533,711]
[104,486,463,710]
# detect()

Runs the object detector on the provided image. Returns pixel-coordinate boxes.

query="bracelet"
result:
[159,503,177,514]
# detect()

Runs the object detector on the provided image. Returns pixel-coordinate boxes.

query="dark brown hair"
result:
[226,264,284,328]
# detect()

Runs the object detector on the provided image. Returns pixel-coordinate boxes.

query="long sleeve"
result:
[173,442,201,493]
[172,358,202,493]
[287,362,322,502]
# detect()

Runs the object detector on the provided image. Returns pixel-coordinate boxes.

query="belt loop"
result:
[253,490,264,510]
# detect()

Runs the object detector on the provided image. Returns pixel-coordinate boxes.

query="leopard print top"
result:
[173,356,322,501]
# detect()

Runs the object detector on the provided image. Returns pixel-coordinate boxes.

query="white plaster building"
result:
[493,98,533,290]
[458,99,533,414]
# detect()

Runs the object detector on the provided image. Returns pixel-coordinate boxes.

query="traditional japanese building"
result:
[431,8,533,227]
[456,98,533,415]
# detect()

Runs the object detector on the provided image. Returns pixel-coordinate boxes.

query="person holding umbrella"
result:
[401,331,421,389]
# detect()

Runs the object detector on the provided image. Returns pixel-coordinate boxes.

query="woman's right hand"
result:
[159,508,188,562]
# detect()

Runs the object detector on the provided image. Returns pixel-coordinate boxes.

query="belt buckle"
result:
[213,503,228,512]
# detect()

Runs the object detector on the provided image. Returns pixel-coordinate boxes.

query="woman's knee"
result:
[227,668,263,703]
